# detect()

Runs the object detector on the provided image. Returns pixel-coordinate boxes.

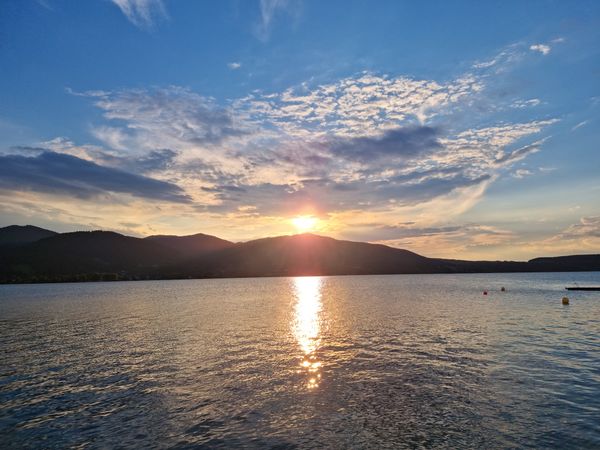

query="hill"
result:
[177,233,442,278]
[0,226,599,283]
[145,233,234,258]
[0,225,57,247]
[0,231,178,282]
[527,254,600,272]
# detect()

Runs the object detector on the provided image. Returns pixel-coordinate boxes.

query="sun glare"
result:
[291,216,318,233]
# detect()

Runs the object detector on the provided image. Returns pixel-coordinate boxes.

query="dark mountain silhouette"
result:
[0,231,179,282]
[145,233,234,258]
[0,226,599,283]
[0,225,57,247]
[174,234,600,278]
[177,233,442,278]
[527,254,600,271]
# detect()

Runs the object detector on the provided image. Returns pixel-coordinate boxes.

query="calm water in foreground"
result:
[1,273,599,449]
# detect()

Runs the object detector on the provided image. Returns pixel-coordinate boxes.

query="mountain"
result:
[0,225,57,247]
[0,226,599,283]
[0,231,179,282]
[177,233,442,278]
[175,234,600,278]
[145,233,234,258]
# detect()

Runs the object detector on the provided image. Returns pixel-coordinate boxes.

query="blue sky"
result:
[0,0,599,259]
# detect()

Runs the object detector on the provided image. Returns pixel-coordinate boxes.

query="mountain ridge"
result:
[1,225,599,283]
[0,225,58,247]
[145,232,235,258]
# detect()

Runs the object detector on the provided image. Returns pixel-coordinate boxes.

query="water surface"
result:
[1,273,599,448]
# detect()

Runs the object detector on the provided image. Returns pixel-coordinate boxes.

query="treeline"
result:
[2,273,157,284]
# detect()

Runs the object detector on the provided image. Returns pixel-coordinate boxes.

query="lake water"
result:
[1,273,599,449]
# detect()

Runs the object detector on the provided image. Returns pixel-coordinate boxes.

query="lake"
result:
[1,273,599,449]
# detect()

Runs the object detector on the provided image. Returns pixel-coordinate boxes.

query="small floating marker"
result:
[501,287,506,292]
[562,296,569,305]
[483,290,488,295]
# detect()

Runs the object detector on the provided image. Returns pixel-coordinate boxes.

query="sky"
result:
[0,0,599,260]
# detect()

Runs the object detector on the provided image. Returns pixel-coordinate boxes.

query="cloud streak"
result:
[0,151,190,203]
[80,87,251,156]
[112,0,167,28]
[202,172,492,217]
[558,216,600,239]
[572,120,589,131]
[255,0,300,41]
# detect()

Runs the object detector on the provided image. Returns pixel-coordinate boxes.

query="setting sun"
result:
[291,216,318,233]
[3,2,600,448]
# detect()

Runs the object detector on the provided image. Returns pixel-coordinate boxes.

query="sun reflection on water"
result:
[293,276,323,389]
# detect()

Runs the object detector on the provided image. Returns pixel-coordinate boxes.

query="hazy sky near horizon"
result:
[1,0,599,259]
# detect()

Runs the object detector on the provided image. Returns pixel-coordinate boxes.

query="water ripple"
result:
[1,273,599,448]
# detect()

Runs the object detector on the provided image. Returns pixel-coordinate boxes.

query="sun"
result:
[292,216,318,233]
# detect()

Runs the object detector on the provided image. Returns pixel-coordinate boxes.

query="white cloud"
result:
[472,58,499,69]
[572,120,589,131]
[53,46,560,228]
[237,72,483,138]
[470,45,527,74]
[519,216,600,257]
[560,216,600,239]
[369,223,516,258]
[254,0,300,41]
[442,123,556,167]
[83,87,250,153]
[530,44,551,55]
[227,62,242,70]
[36,0,53,10]
[111,0,167,29]
[513,169,533,179]
[511,98,541,108]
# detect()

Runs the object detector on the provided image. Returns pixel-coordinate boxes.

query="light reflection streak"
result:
[293,276,323,389]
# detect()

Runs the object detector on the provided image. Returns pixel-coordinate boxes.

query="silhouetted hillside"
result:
[0,225,57,247]
[0,226,599,283]
[527,254,600,272]
[432,258,530,273]
[0,231,179,282]
[146,233,234,258]
[177,233,441,278]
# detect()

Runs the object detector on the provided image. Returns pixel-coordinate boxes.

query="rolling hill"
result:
[145,233,235,258]
[0,231,178,281]
[176,233,441,278]
[0,225,57,247]
[0,225,599,283]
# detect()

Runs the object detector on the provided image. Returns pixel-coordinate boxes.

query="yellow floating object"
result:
[562,297,569,305]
